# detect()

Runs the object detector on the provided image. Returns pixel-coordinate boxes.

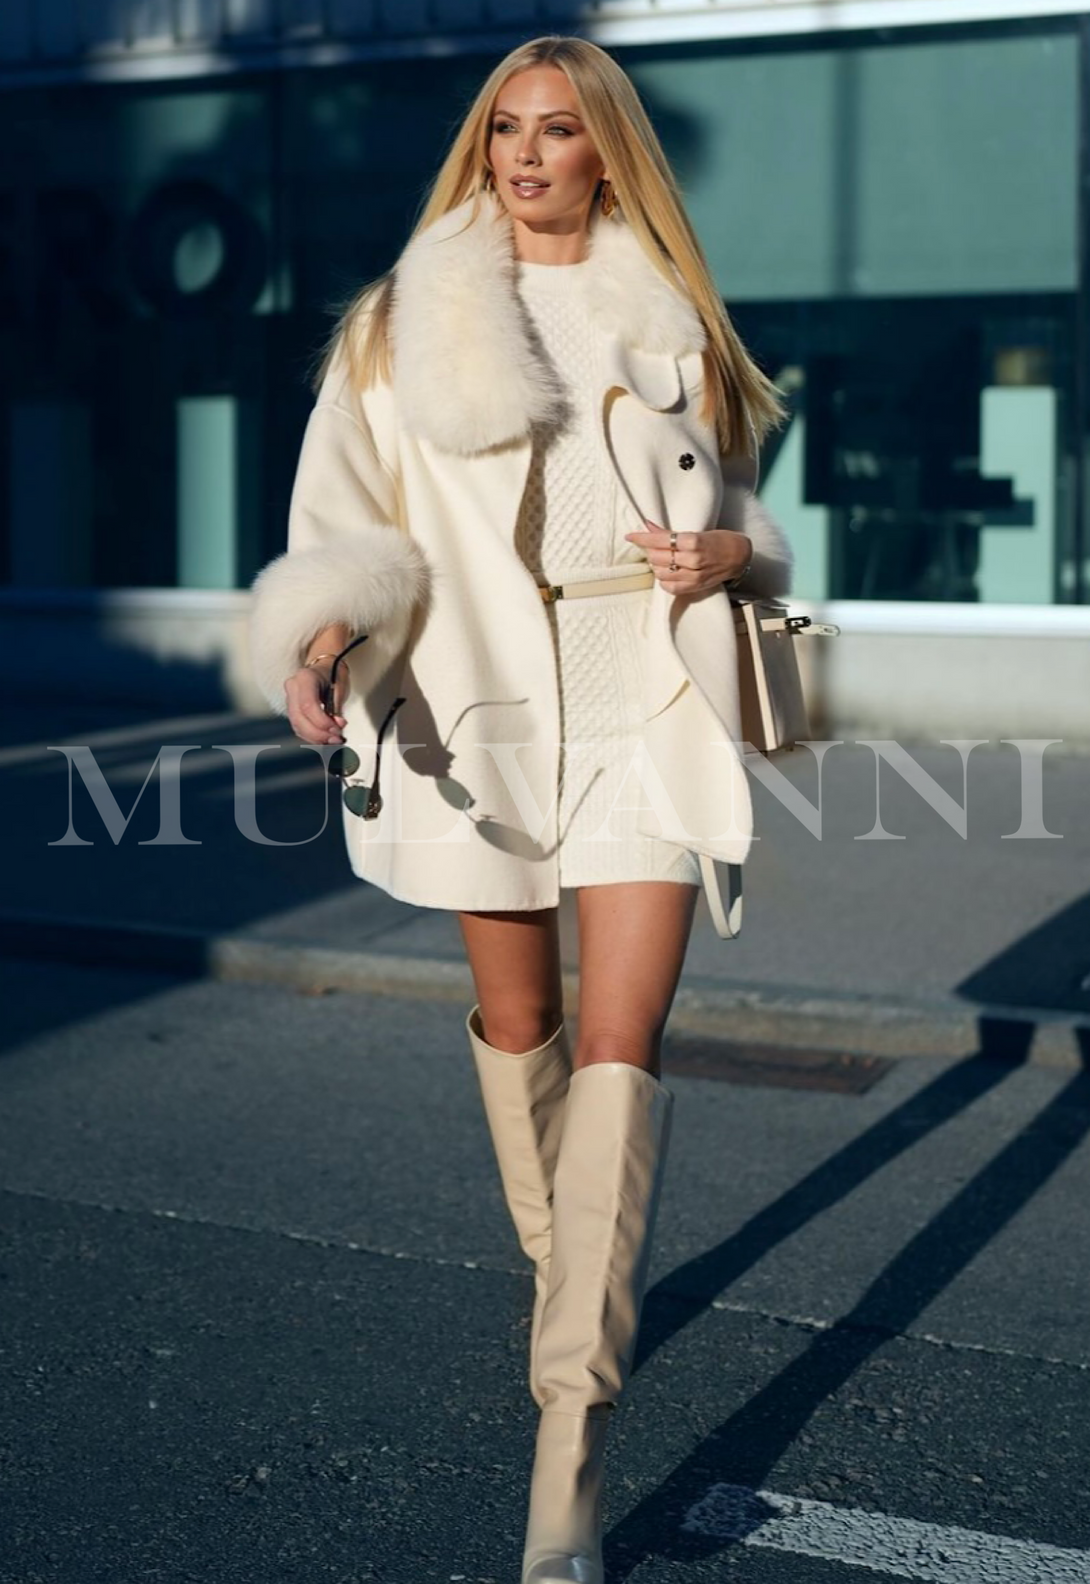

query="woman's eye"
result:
[491,121,573,136]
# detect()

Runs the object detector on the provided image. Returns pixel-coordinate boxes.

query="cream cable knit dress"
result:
[513,257,701,889]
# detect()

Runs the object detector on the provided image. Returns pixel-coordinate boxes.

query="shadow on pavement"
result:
[0,706,419,1052]
[613,1022,1090,1575]
[957,891,1090,1015]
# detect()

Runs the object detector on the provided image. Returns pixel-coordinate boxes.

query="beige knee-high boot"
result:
[521,1062,674,1584]
[466,1005,573,1408]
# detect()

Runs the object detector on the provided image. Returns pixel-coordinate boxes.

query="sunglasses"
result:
[320,635,406,820]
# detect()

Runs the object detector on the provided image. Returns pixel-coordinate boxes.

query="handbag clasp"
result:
[782,614,842,637]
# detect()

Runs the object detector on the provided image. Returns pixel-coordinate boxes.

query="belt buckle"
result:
[540,584,564,603]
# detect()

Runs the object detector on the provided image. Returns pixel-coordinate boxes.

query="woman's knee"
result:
[457,908,564,1053]
[574,1024,661,1075]
[474,1000,566,1055]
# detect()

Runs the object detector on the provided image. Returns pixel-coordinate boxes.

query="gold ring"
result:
[668,555,678,572]
[668,530,678,551]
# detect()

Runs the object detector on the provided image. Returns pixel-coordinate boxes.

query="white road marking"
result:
[681,1483,1090,1582]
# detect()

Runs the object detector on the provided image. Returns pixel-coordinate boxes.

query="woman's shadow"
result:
[606,902,1090,1574]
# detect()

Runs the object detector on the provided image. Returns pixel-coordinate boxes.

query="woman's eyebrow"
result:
[492,108,582,121]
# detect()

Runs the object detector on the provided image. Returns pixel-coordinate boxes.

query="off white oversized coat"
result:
[249,194,793,913]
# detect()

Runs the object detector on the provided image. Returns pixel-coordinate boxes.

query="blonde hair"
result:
[324,35,785,455]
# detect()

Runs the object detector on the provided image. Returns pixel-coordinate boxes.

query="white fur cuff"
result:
[729,489,794,600]
[248,526,428,714]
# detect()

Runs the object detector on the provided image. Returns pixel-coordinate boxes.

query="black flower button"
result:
[679,453,695,470]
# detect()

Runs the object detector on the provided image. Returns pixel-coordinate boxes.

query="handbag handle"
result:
[699,855,744,940]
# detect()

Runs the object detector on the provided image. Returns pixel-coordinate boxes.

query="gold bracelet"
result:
[304,652,339,671]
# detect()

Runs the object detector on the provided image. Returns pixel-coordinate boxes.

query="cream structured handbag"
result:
[700,597,840,939]
[734,598,839,754]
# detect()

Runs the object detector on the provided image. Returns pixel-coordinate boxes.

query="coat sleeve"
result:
[718,436,794,602]
[248,353,428,716]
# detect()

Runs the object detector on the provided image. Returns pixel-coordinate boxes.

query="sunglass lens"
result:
[327,745,360,778]
[344,783,378,818]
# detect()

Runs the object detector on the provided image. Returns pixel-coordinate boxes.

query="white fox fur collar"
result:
[389,194,706,456]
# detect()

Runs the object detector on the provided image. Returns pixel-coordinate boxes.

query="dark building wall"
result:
[0,15,1084,605]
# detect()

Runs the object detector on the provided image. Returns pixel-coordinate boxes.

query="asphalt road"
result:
[1,959,1088,1583]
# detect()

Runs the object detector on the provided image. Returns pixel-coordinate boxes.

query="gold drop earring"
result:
[599,178,617,218]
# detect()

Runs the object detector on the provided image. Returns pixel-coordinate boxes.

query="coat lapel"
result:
[599,340,683,413]
[388,193,705,454]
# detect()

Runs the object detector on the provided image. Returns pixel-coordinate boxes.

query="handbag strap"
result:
[696,425,782,943]
[699,855,744,939]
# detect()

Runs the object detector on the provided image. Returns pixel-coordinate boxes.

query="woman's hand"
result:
[625,523,752,596]
[285,664,349,746]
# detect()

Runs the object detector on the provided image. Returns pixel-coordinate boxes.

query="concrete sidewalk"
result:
[2,703,1088,1066]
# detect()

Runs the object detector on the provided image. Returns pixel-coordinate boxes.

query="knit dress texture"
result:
[513,257,701,889]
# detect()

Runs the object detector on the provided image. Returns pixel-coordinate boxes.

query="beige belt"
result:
[538,569,654,602]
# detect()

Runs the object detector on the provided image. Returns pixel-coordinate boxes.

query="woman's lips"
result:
[511,179,551,198]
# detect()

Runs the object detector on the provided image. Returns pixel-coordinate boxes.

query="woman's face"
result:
[487,66,607,237]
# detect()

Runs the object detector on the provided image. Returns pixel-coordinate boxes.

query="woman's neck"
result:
[511,219,592,267]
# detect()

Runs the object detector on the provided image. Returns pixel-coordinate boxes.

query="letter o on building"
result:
[129,180,268,318]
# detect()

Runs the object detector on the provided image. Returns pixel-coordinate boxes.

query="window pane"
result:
[627,30,1079,602]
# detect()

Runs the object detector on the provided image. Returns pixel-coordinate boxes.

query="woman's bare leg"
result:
[574,881,699,1078]
[456,908,565,1053]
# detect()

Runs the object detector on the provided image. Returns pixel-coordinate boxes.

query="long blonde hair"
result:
[325,35,785,455]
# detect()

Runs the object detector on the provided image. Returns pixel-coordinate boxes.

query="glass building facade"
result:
[0,11,1085,608]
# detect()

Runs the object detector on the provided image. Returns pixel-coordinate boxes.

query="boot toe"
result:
[523,1550,602,1584]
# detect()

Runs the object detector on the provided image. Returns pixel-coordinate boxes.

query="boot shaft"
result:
[535,1061,674,1417]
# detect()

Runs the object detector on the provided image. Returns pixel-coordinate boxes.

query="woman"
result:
[250,34,791,1584]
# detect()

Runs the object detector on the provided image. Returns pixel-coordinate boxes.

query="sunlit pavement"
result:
[1,959,1088,1582]
[2,706,1089,1579]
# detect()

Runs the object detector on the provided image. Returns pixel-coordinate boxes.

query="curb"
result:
[2,911,1087,1073]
